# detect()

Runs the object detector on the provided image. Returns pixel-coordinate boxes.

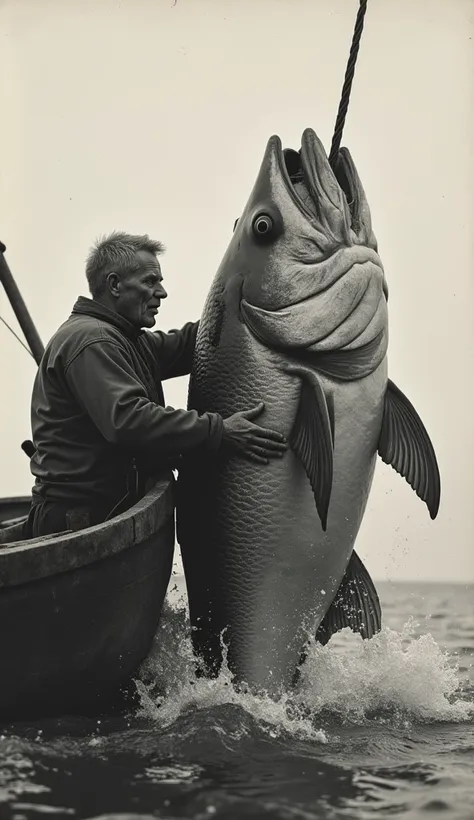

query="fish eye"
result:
[252,214,274,238]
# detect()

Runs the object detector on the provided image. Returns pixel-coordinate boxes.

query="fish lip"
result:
[271,135,318,223]
[273,128,357,227]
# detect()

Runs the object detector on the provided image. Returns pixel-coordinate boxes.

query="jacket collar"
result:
[71,296,144,341]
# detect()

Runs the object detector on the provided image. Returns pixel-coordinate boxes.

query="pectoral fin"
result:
[315,550,381,645]
[378,379,441,519]
[284,365,334,531]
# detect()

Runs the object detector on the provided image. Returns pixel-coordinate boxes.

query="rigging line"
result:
[0,313,35,359]
[329,0,369,170]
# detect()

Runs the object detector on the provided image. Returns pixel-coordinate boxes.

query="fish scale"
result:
[181,301,385,691]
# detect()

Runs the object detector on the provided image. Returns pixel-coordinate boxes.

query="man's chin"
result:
[142,311,158,329]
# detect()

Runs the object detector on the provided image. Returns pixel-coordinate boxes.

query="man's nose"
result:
[156,284,168,299]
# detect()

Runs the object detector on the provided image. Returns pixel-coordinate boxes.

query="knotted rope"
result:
[329,0,369,170]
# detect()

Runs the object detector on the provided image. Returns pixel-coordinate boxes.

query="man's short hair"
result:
[85,231,165,298]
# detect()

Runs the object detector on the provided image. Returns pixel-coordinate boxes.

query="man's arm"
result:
[152,321,199,381]
[65,339,222,455]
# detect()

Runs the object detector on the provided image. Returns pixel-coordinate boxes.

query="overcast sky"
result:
[0,0,473,582]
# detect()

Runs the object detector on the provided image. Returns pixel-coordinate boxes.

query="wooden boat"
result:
[0,479,175,722]
[0,244,176,722]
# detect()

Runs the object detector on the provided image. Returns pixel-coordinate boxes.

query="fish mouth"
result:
[269,128,388,300]
[274,129,358,229]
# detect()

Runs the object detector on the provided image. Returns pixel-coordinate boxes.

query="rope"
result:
[328,0,369,170]
[0,313,35,359]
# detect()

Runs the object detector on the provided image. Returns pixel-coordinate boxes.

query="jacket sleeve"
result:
[151,321,199,380]
[65,339,223,455]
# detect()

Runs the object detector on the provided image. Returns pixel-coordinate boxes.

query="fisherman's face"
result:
[115,251,168,329]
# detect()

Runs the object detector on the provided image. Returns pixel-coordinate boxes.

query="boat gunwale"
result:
[0,496,31,507]
[0,477,175,588]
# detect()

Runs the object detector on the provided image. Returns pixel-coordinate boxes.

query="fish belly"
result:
[178,323,386,694]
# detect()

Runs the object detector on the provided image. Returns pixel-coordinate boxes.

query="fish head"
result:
[222,128,389,363]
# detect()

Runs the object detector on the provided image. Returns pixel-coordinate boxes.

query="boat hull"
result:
[0,478,175,721]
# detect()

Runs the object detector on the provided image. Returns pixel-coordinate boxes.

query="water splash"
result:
[136,578,473,740]
[136,598,325,742]
[295,619,473,724]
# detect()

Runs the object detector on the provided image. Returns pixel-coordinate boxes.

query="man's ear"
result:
[106,272,121,298]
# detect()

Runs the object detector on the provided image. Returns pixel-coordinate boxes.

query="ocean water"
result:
[0,577,472,820]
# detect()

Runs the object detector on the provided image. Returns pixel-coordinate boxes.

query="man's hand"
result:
[221,402,287,464]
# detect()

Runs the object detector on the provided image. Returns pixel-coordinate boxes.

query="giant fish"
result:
[176,128,440,695]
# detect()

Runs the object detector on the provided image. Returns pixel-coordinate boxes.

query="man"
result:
[25,231,286,537]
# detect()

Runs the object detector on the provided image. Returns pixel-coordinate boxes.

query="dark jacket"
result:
[29,296,223,512]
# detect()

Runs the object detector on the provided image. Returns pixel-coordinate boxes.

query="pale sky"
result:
[0,0,473,582]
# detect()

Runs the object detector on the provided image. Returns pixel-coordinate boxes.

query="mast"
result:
[0,241,45,366]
